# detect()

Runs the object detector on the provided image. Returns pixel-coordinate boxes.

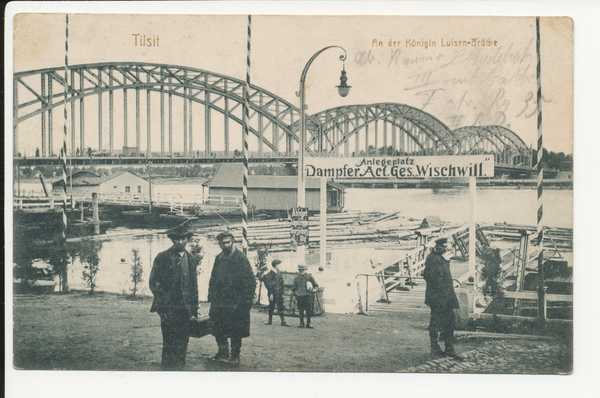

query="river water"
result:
[15,183,573,313]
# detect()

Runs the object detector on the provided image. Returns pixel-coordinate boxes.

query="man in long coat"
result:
[423,237,461,358]
[208,232,256,365]
[149,224,199,370]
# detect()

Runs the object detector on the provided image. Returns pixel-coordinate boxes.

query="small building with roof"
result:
[52,170,151,197]
[203,163,345,213]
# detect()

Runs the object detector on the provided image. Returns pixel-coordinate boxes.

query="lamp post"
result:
[296,46,350,267]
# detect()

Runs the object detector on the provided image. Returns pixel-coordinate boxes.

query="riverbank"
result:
[12,291,571,373]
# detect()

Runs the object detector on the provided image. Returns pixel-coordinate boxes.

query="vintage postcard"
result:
[6,1,586,396]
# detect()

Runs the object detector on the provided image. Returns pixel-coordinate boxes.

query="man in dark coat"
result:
[423,237,461,358]
[149,224,199,370]
[292,264,319,329]
[262,259,289,326]
[208,232,256,365]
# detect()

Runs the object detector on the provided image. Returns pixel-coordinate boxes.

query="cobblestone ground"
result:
[403,338,572,374]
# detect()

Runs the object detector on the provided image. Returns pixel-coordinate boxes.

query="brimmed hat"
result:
[272,259,282,266]
[434,237,448,245]
[167,223,194,240]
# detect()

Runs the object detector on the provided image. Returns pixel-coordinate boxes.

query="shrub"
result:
[78,239,102,294]
[130,248,144,297]
[480,246,506,314]
[188,236,204,275]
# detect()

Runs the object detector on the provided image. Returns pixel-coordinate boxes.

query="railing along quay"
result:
[14,193,243,213]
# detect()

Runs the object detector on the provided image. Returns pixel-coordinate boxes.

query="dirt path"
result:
[12,292,571,374]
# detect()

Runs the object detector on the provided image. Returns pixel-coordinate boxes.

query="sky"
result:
[11,12,573,156]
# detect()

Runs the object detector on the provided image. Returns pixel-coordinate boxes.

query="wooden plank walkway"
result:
[366,285,429,315]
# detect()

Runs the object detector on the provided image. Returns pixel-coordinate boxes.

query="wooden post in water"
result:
[80,199,84,221]
[92,192,100,235]
[39,174,49,197]
[147,162,152,214]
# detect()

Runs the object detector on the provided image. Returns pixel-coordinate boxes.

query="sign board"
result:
[304,155,494,179]
[290,207,309,245]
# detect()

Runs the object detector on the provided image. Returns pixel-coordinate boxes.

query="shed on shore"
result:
[52,170,151,197]
[203,163,345,212]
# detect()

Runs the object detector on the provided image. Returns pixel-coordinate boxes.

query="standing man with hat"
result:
[292,265,319,329]
[208,231,256,365]
[262,259,290,327]
[423,236,461,358]
[149,223,199,370]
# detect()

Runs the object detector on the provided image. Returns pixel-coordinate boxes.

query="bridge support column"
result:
[383,119,387,154]
[224,89,229,156]
[344,121,349,157]
[109,70,114,154]
[48,76,53,156]
[258,92,264,157]
[98,69,103,151]
[189,97,193,156]
[41,73,46,156]
[183,85,188,155]
[136,84,141,150]
[273,99,279,156]
[374,119,378,155]
[108,69,114,156]
[168,85,173,156]
[14,78,18,155]
[70,70,76,156]
[123,88,128,148]
[79,73,85,152]
[147,74,152,158]
[354,123,359,156]
[160,87,165,156]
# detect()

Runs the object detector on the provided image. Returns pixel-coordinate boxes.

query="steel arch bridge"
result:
[453,126,531,168]
[13,62,531,171]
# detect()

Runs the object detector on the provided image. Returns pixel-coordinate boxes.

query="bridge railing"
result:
[96,192,243,209]
[14,192,243,210]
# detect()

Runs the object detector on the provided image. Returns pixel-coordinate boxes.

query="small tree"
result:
[188,236,204,275]
[253,245,270,304]
[78,239,102,294]
[480,246,506,315]
[129,248,144,297]
[13,239,38,290]
[48,237,70,293]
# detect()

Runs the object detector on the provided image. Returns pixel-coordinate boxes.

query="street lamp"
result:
[296,46,350,267]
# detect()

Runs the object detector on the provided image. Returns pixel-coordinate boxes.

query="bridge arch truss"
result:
[13,62,320,158]
[13,62,531,171]
[453,126,532,168]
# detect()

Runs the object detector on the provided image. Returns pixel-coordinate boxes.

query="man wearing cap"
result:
[292,265,319,329]
[208,232,256,365]
[423,237,461,358]
[262,259,289,326]
[149,224,199,370]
